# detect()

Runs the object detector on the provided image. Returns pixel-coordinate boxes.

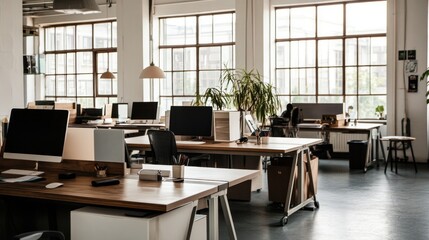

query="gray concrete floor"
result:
[219,159,429,240]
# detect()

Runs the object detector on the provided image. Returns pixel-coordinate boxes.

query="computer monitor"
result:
[111,103,128,119]
[3,108,69,163]
[131,102,158,120]
[81,108,103,117]
[169,106,213,138]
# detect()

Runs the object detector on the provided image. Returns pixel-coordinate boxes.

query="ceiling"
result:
[23,0,114,18]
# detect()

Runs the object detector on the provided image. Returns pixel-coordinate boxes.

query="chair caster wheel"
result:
[256,188,261,193]
[280,216,288,226]
[314,201,320,208]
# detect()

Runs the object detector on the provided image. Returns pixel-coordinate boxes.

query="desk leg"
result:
[208,190,237,240]
[304,150,319,208]
[280,151,299,225]
[208,195,219,240]
[219,192,237,240]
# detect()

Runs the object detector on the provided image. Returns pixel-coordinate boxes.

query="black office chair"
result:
[147,130,178,165]
[14,230,65,240]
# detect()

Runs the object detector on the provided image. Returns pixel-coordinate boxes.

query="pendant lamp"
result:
[100,0,115,79]
[139,0,165,79]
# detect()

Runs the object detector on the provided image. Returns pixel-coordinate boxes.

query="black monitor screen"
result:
[4,108,69,163]
[81,108,103,117]
[131,102,158,120]
[169,106,213,137]
[111,103,129,119]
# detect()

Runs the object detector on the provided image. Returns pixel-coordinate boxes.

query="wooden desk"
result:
[299,123,385,171]
[0,159,257,240]
[126,136,323,226]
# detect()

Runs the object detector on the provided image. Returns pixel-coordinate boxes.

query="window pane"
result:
[112,22,117,47]
[370,66,387,94]
[291,69,315,94]
[67,53,75,73]
[172,72,184,95]
[45,76,55,95]
[77,98,94,108]
[346,1,386,35]
[290,7,315,38]
[67,75,76,96]
[345,96,358,119]
[222,45,234,69]
[97,53,108,73]
[77,52,93,73]
[56,75,66,96]
[358,67,370,94]
[345,38,357,66]
[184,71,197,95]
[199,71,220,93]
[65,26,75,50]
[77,24,92,49]
[109,52,117,72]
[276,69,290,94]
[199,15,213,44]
[56,54,66,74]
[318,39,343,67]
[290,40,316,68]
[160,48,172,71]
[213,13,233,43]
[56,27,65,51]
[318,5,343,37]
[160,72,172,95]
[77,74,93,96]
[318,96,342,103]
[370,37,386,65]
[200,47,221,70]
[276,9,290,39]
[45,28,55,51]
[46,54,56,74]
[345,67,357,94]
[98,76,112,95]
[358,95,386,118]
[161,17,186,45]
[276,42,290,68]
[94,23,110,48]
[185,17,196,45]
[318,67,342,94]
[184,48,196,70]
[172,48,184,70]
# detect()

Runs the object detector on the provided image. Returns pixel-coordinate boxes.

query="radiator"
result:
[330,132,367,152]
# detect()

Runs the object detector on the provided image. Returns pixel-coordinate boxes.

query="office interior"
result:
[1,0,429,239]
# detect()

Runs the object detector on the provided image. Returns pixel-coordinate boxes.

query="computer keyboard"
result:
[2,169,44,176]
[176,141,206,145]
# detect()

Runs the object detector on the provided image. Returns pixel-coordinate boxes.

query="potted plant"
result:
[375,105,384,119]
[201,68,280,137]
[420,69,429,104]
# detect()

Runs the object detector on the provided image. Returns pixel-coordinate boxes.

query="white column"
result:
[0,0,24,118]
[117,0,150,103]
[235,0,270,81]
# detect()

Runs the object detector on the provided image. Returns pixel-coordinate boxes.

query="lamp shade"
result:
[100,70,115,79]
[139,63,166,79]
[53,0,101,14]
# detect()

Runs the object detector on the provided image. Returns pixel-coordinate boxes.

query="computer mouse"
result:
[45,182,64,189]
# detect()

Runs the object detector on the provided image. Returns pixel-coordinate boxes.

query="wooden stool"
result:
[381,136,417,174]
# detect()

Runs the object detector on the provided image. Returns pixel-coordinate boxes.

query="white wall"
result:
[0,0,24,119]
[389,0,428,162]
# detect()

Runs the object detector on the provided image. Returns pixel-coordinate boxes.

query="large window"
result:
[44,21,117,108]
[158,12,235,113]
[275,1,386,118]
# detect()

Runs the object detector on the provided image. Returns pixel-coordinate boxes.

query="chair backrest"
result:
[147,130,177,165]
[290,107,300,126]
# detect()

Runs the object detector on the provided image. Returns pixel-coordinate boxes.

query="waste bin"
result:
[347,140,368,170]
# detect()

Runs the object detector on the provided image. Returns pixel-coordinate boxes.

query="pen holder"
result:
[96,169,107,178]
[172,165,184,179]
